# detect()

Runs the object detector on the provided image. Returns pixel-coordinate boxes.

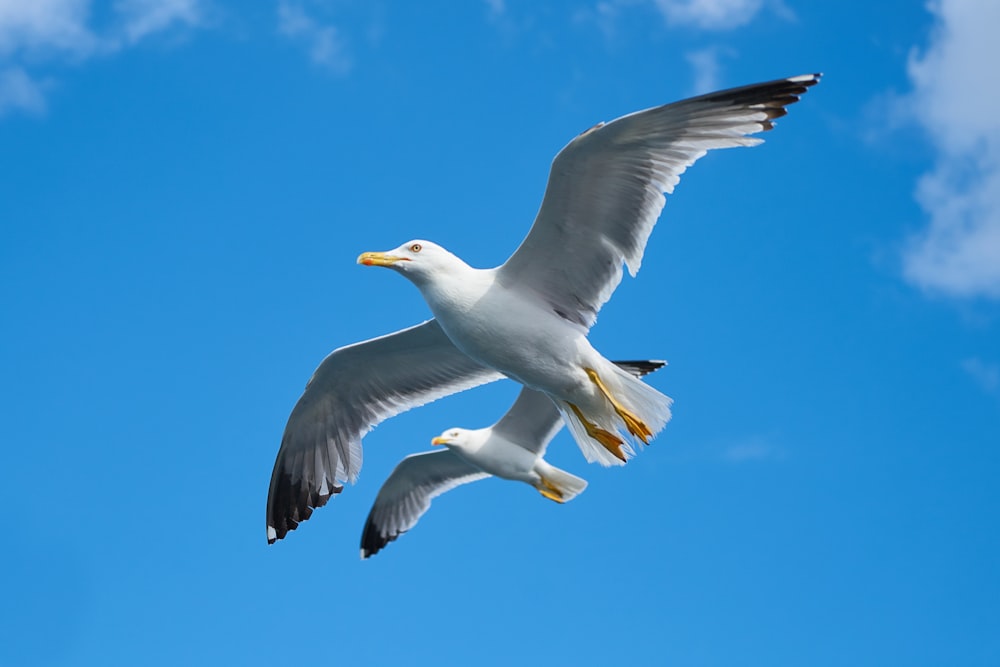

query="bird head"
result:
[357,239,463,285]
[430,427,480,452]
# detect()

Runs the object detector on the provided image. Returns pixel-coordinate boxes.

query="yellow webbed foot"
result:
[620,410,652,444]
[568,402,626,462]
[537,477,566,504]
[584,367,653,444]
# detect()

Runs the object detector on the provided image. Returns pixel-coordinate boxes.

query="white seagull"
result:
[266,73,820,543]
[360,360,664,558]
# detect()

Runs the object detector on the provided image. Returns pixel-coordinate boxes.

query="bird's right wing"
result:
[492,359,667,456]
[267,319,504,544]
[496,74,820,330]
[360,449,490,559]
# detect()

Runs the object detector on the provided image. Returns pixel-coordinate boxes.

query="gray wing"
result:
[492,359,668,456]
[360,450,489,559]
[497,74,820,330]
[267,319,504,544]
[490,387,564,457]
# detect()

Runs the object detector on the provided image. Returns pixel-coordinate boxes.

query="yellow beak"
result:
[431,437,449,446]
[357,251,410,267]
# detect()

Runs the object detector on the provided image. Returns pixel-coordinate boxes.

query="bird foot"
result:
[584,367,652,444]
[568,402,626,462]
[537,477,566,504]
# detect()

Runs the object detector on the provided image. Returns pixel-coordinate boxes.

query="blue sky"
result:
[2,0,999,665]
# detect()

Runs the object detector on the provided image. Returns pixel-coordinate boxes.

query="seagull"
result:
[266,73,820,544]
[360,360,665,558]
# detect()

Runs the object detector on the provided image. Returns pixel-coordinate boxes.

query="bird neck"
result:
[415,263,493,316]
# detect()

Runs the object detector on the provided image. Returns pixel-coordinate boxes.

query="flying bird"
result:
[360,360,664,558]
[267,73,821,544]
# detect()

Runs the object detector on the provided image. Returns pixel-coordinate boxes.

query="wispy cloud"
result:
[114,0,203,45]
[0,0,209,118]
[277,0,351,74]
[484,0,506,20]
[962,357,1000,396]
[0,66,47,116]
[653,0,764,30]
[0,0,98,58]
[575,0,780,94]
[684,46,735,94]
[722,436,784,463]
[575,0,775,38]
[900,0,1000,299]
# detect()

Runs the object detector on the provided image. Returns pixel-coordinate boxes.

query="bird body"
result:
[360,239,674,466]
[437,428,568,487]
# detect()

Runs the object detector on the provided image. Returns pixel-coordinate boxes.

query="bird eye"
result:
[410,243,422,253]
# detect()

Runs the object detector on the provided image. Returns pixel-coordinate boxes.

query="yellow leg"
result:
[568,402,626,462]
[585,368,653,444]
[537,477,565,504]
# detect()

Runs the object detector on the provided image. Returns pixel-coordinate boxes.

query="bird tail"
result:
[612,359,666,378]
[559,361,672,467]
[534,460,588,502]
[610,360,673,436]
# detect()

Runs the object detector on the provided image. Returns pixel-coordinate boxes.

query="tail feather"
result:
[608,362,673,438]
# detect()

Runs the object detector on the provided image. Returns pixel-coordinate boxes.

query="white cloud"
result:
[653,0,763,30]
[114,0,203,45]
[0,0,98,57]
[575,0,778,90]
[901,0,1000,299]
[576,0,775,40]
[962,357,1000,395]
[277,1,351,74]
[0,0,208,118]
[685,46,728,94]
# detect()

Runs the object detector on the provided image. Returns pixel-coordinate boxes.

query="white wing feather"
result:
[266,319,503,543]
[497,74,820,329]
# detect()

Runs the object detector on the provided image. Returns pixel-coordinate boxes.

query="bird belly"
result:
[432,290,592,397]
[461,438,538,483]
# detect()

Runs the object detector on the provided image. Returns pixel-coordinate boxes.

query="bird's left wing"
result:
[489,387,564,456]
[360,450,489,559]
[496,74,820,330]
[267,319,504,544]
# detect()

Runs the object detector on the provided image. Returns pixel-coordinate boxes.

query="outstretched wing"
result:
[360,450,489,559]
[489,387,564,457]
[497,74,820,330]
[267,319,503,543]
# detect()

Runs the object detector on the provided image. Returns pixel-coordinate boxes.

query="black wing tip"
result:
[698,72,822,121]
[265,477,344,544]
[789,72,822,86]
[612,359,667,378]
[359,520,404,559]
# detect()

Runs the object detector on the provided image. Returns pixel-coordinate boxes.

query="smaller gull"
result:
[360,360,665,558]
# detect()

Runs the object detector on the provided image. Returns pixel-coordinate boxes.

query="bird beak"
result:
[431,437,449,446]
[357,251,410,267]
